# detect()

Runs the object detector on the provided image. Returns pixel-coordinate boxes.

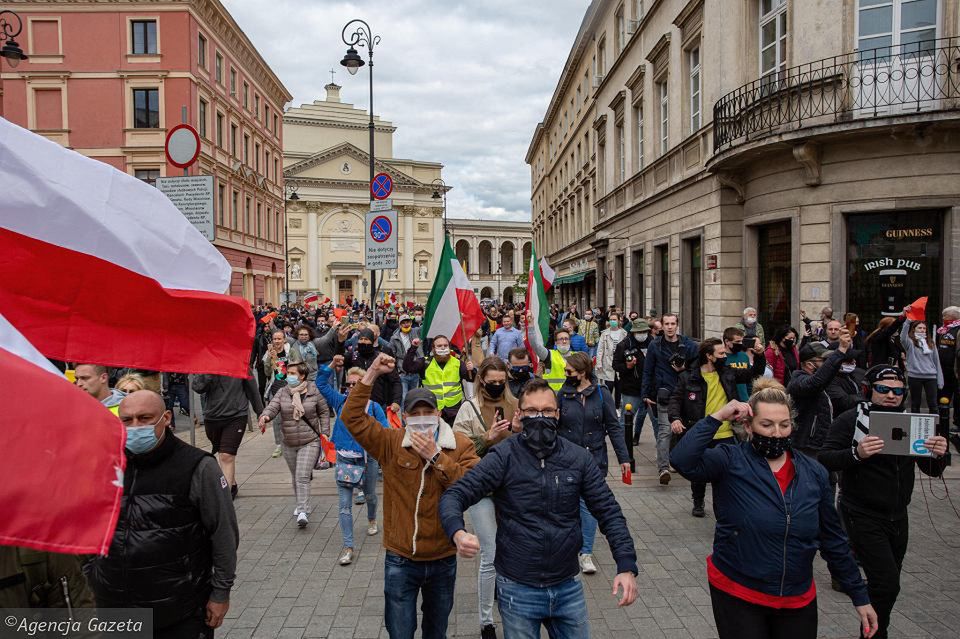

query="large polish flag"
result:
[422,238,485,350]
[0,312,125,555]
[0,118,254,377]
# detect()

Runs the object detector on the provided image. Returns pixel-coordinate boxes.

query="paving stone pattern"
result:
[180,417,960,639]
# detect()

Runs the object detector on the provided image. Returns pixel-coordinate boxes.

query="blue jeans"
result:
[467,497,498,627]
[579,498,596,555]
[400,373,420,404]
[337,457,379,549]
[620,393,646,438]
[496,574,590,638]
[383,551,457,639]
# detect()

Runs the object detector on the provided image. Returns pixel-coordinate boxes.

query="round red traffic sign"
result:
[165,124,201,169]
[369,215,393,243]
[370,172,393,200]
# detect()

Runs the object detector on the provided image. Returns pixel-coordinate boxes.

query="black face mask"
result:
[358,343,374,357]
[483,382,506,399]
[565,374,581,387]
[730,342,746,354]
[714,357,727,369]
[751,433,793,459]
[782,339,796,348]
[510,366,532,380]
[520,416,559,459]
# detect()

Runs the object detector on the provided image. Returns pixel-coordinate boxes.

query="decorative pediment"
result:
[283,142,421,188]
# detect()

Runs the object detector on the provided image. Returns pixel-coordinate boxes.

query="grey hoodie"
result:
[900,320,943,387]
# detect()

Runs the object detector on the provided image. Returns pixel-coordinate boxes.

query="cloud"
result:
[223,0,588,221]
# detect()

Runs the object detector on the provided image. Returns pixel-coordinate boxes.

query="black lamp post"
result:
[431,177,447,237]
[284,182,299,305]
[341,19,380,312]
[0,10,28,68]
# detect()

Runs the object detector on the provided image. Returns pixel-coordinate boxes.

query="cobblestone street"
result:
[180,419,960,639]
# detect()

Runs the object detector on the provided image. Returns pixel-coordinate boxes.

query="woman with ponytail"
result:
[670,378,878,639]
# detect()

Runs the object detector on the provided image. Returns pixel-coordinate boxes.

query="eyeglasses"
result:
[873,384,905,396]
[555,338,570,344]
[519,408,559,419]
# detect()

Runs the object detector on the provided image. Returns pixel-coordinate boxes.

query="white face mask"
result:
[841,364,856,374]
[744,317,757,326]
[406,415,439,436]
[915,330,927,339]
[434,346,450,357]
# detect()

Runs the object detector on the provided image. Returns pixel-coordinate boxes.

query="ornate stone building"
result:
[448,218,532,304]
[283,83,446,305]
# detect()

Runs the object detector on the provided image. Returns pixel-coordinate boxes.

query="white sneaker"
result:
[579,553,597,574]
[296,512,308,528]
[367,521,379,536]
[272,445,282,458]
[339,547,354,565]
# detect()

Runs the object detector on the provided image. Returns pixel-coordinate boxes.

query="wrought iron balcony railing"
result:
[713,38,960,153]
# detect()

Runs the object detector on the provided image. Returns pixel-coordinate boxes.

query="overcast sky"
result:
[224,0,588,222]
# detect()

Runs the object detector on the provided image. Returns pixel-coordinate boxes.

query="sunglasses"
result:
[873,384,905,396]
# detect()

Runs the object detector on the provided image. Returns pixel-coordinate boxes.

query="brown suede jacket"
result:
[341,381,479,560]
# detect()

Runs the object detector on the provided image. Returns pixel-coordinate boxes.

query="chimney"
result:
[324,83,342,103]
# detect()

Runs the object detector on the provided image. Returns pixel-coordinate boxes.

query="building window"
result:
[231,191,239,229]
[198,99,208,138]
[230,124,237,156]
[216,112,224,147]
[689,46,702,132]
[264,104,270,128]
[275,211,281,242]
[654,244,669,316]
[215,52,223,83]
[273,114,278,134]
[634,104,644,169]
[254,95,260,118]
[244,197,251,232]
[131,20,157,55]
[198,33,207,68]
[134,169,160,185]
[657,79,669,154]
[217,184,225,225]
[132,88,159,128]
[243,82,249,109]
[274,158,279,182]
[616,122,626,184]
[760,0,788,80]
[254,142,260,172]
[243,134,249,164]
[597,38,606,76]
[256,202,262,236]
[756,220,792,333]
[615,6,626,55]
[856,0,938,55]
[230,68,236,95]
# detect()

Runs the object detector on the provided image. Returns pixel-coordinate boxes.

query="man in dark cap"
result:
[787,329,852,457]
[341,327,401,412]
[819,366,948,639]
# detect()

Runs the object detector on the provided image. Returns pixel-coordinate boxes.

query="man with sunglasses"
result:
[819,366,948,639]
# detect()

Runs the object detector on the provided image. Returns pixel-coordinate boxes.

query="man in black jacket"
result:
[787,330,851,457]
[613,320,651,446]
[439,379,638,634]
[668,338,764,517]
[341,328,402,413]
[825,351,861,419]
[85,391,239,639]
[819,366,948,639]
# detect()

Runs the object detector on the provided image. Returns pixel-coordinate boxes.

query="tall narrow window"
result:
[273,114,278,134]
[132,88,160,128]
[217,184,225,225]
[244,197,251,233]
[265,151,271,179]
[230,68,236,95]
[243,82,249,109]
[215,53,223,83]
[597,39,606,76]
[254,95,260,118]
[216,112,224,147]
[254,142,260,172]
[230,124,237,156]
[689,46,702,132]
[231,190,239,229]
[760,0,788,80]
[131,20,157,54]
[198,99,208,138]
[634,104,644,169]
[243,134,249,164]
[658,79,669,154]
[615,7,626,55]
[198,33,207,68]
[256,202,262,236]
[616,122,626,184]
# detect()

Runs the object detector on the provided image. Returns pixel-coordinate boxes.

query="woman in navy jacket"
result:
[670,379,878,639]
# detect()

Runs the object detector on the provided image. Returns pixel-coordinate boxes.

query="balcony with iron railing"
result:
[712,38,960,156]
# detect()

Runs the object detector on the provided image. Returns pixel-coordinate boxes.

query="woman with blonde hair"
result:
[671,378,878,639]
[115,373,146,394]
[452,356,519,639]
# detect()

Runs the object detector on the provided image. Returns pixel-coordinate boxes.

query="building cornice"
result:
[283,116,396,134]
[283,141,429,188]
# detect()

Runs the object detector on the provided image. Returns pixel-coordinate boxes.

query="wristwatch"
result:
[851,444,862,462]
[430,450,441,466]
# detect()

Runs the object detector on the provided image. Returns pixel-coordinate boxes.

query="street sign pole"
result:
[369,172,394,316]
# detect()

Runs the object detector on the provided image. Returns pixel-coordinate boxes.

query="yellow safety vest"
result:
[108,404,120,417]
[542,350,568,391]
[423,357,464,409]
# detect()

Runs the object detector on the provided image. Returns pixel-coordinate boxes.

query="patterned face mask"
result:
[750,433,792,459]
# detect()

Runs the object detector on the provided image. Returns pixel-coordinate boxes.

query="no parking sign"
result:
[365,208,398,269]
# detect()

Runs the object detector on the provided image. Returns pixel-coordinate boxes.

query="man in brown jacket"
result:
[342,352,479,639]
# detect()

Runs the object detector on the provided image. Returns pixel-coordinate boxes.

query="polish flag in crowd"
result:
[525,244,551,373]
[0,312,125,555]
[422,238,485,349]
[540,257,556,292]
[0,118,254,377]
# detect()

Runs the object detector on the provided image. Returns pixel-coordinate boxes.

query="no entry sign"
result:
[364,209,397,269]
[165,124,201,169]
[370,172,393,200]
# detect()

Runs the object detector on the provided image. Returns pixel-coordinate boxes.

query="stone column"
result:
[470,236,479,275]
[306,206,319,290]
[403,210,414,297]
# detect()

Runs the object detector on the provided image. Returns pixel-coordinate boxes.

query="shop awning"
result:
[553,270,592,286]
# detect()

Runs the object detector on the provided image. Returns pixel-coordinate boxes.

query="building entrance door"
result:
[338,278,355,305]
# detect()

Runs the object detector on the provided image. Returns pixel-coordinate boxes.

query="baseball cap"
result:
[403,388,438,412]
[399,314,412,322]
[630,320,650,333]
[798,342,828,362]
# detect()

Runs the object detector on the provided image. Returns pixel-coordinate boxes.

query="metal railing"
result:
[713,38,960,152]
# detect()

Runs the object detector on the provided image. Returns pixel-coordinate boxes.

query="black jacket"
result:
[640,335,699,402]
[825,372,860,419]
[819,405,946,520]
[786,350,845,452]
[343,345,402,408]
[439,436,637,587]
[612,334,647,396]
[557,382,630,474]
[668,358,764,429]
[192,373,263,421]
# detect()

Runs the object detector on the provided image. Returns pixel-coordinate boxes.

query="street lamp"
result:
[431,177,447,237]
[340,19,380,311]
[284,181,299,305]
[496,262,502,303]
[0,10,28,68]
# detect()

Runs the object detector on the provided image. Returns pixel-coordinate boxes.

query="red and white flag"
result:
[0,312,125,555]
[0,118,254,377]
[540,257,556,292]
[303,292,320,308]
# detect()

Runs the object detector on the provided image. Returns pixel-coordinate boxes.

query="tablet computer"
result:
[869,412,939,457]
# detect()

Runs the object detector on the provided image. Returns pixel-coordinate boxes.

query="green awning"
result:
[553,270,592,286]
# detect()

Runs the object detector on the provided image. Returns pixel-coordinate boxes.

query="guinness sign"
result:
[884,227,934,239]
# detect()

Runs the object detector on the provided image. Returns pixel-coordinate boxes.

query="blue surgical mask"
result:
[286,375,301,386]
[125,418,162,454]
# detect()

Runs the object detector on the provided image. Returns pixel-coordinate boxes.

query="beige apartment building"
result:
[283,83,446,305]
[528,0,960,340]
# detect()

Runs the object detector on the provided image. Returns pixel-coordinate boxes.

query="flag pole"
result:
[459,312,469,355]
